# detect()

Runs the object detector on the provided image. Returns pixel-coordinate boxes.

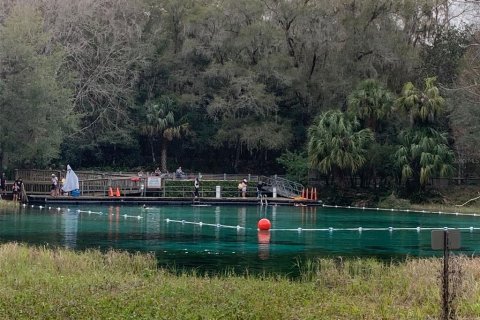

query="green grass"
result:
[0,243,479,319]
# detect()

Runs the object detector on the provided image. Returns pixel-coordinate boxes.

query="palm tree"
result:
[347,79,393,132]
[307,110,374,186]
[395,127,454,188]
[394,77,453,190]
[141,96,189,171]
[396,77,445,125]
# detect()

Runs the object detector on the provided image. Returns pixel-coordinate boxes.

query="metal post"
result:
[442,230,449,320]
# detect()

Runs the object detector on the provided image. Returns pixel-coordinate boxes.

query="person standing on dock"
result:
[194,178,200,198]
[18,179,25,202]
[256,181,264,199]
[241,179,248,198]
[12,179,20,202]
[51,174,59,197]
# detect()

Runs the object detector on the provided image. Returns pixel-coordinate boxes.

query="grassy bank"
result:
[0,243,479,319]
[402,186,480,214]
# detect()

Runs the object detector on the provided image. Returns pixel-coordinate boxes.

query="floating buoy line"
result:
[13,204,480,232]
[322,204,480,217]
[165,218,245,230]
[270,226,480,233]
[17,204,143,220]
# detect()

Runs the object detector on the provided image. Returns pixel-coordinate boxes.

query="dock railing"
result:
[14,169,302,198]
[259,175,304,198]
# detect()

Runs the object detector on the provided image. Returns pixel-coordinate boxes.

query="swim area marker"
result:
[15,204,480,231]
[162,218,479,233]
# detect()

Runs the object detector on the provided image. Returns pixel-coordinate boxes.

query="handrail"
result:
[14,169,304,198]
[14,169,261,183]
[259,175,303,198]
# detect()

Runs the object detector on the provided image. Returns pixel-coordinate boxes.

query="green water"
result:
[1,204,480,275]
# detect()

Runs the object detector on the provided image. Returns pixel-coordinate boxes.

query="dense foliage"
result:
[0,0,478,192]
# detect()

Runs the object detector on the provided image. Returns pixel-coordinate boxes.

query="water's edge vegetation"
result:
[0,243,479,319]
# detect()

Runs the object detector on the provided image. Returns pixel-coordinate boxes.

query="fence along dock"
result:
[13,169,306,200]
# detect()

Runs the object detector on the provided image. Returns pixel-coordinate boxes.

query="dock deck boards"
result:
[27,195,321,206]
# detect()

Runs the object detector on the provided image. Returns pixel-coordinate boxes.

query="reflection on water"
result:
[0,204,480,274]
[62,209,78,248]
[258,230,270,260]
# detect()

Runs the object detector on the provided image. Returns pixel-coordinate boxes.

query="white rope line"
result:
[20,204,480,225]
[76,210,143,219]
[271,226,479,232]
[322,204,480,216]
[163,219,479,233]
[165,218,246,230]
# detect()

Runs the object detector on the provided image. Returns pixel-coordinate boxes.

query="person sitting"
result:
[175,166,185,179]
[154,167,161,176]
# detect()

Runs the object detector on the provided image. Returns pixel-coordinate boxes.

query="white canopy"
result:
[62,164,79,192]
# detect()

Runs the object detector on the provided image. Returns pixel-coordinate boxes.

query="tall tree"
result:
[394,77,453,189]
[0,4,73,169]
[307,110,374,186]
[206,64,291,171]
[43,0,149,166]
[140,96,189,171]
[395,127,454,187]
[347,79,394,132]
[396,77,445,125]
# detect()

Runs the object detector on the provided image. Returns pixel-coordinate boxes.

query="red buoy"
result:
[257,218,271,231]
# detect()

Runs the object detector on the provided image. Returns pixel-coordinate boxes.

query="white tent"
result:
[62,165,79,192]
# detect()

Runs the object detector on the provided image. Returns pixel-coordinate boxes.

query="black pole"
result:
[442,230,449,320]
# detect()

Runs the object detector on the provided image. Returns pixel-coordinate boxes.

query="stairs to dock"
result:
[259,175,304,198]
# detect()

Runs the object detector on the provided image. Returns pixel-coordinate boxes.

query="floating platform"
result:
[27,195,322,206]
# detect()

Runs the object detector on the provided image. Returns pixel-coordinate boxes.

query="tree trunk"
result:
[150,139,156,164]
[160,138,168,172]
[233,138,241,173]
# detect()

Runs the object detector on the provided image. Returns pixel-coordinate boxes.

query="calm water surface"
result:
[1,204,479,275]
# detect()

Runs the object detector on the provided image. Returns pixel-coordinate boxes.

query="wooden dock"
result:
[28,195,322,206]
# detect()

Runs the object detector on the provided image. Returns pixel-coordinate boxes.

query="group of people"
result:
[12,179,24,202]
[1,172,24,202]
[192,177,264,199]
[237,179,265,198]
[51,165,79,197]
[137,167,184,179]
[1,174,25,202]
[0,172,29,202]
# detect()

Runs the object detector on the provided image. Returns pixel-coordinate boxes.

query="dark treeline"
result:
[0,0,479,192]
